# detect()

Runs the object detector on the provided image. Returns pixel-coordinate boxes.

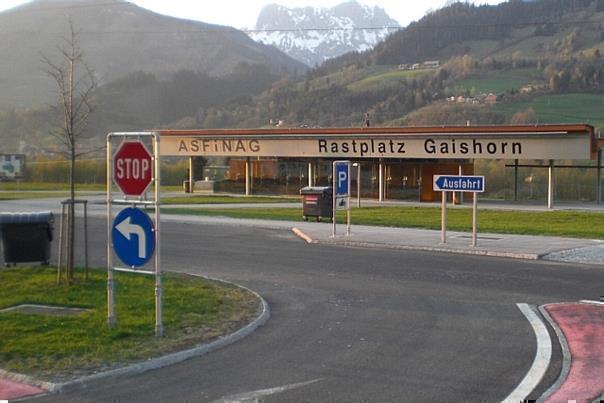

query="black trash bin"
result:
[300,186,333,222]
[0,212,54,266]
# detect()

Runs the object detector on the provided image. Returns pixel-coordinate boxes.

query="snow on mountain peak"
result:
[249,1,400,67]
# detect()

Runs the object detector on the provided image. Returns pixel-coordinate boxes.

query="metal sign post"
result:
[107,132,162,337]
[433,175,485,247]
[332,160,351,237]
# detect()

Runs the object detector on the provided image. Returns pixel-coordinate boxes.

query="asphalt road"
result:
[26,216,604,402]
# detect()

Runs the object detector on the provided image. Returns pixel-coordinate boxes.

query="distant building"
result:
[485,93,498,105]
[0,154,25,181]
[423,60,440,69]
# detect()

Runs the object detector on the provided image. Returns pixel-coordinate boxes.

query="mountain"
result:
[0,0,306,110]
[189,0,604,129]
[249,1,399,67]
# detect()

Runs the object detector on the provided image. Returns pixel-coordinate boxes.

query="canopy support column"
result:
[548,159,555,209]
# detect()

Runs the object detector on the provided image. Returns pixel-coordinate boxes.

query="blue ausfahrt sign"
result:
[112,207,155,267]
[433,175,485,193]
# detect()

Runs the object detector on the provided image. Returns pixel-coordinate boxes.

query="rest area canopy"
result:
[155,124,598,160]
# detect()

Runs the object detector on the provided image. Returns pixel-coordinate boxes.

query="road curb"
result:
[315,239,541,260]
[0,275,270,395]
[291,227,313,243]
[537,304,571,402]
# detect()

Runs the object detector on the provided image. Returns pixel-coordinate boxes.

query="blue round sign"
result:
[112,207,155,267]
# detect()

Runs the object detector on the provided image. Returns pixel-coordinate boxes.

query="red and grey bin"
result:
[300,186,333,222]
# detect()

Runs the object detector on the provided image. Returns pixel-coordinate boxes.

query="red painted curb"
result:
[544,302,604,402]
[0,378,46,400]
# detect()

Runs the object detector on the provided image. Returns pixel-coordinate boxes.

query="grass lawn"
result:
[494,93,604,126]
[0,182,105,191]
[163,206,604,239]
[0,192,75,200]
[0,183,183,192]
[348,69,433,92]
[0,184,186,200]
[0,267,260,380]
[162,195,299,204]
[453,68,540,94]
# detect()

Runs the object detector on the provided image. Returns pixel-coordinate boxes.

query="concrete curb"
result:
[0,275,270,395]
[289,225,541,260]
[291,227,313,243]
[537,303,572,402]
[316,239,541,260]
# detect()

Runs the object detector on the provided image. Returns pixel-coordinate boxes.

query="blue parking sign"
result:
[335,162,349,196]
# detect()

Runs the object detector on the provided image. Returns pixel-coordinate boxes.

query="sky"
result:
[0,0,506,29]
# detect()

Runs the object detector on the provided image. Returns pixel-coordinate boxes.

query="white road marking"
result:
[213,378,322,403]
[579,299,604,306]
[502,303,552,402]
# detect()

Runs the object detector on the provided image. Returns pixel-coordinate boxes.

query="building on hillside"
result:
[423,60,440,69]
[484,93,498,105]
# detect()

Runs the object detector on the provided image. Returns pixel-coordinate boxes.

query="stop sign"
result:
[113,140,154,196]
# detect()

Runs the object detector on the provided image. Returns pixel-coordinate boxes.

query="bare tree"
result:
[42,22,97,284]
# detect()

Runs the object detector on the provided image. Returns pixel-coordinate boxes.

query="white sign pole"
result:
[106,135,116,328]
[441,191,447,244]
[332,162,337,237]
[346,162,351,236]
[472,193,478,247]
[153,133,163,337]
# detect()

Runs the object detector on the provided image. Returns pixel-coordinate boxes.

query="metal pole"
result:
[56,202,65,284]
[106,135,116,328]
[188,156,194,193]
[548,159,554,209]
[308,162,313,187]
[597,149,602,205]
[378,160,384,202]
[245,158,250,196]
[346,162,351,236]
[471,193,478,247]
[458,164,464,204]
[332,162,336,237]
[154,133,163,337]
[357,163,361,208]
[514,159,519,201]
[84,200,89,280]
[441,191,447,244]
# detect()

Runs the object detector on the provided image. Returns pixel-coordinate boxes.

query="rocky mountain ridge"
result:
[249,1,399,66]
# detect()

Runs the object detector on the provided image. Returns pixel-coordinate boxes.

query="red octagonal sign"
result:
[113,140,154,196]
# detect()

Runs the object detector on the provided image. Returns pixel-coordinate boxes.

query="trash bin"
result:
[0,212,54,266]
[183,180,191,193]
[300,186,333,222]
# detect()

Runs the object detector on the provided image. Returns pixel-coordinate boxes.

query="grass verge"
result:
[163,205,604,239]
[162,195,298,204]
[0,267,260,381]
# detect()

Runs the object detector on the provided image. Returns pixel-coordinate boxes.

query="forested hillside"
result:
[4,0,604,156]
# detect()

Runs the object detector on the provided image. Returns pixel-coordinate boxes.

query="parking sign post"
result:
[332,161,351,237]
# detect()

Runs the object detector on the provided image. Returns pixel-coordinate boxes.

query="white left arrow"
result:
[115,216,146,259]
